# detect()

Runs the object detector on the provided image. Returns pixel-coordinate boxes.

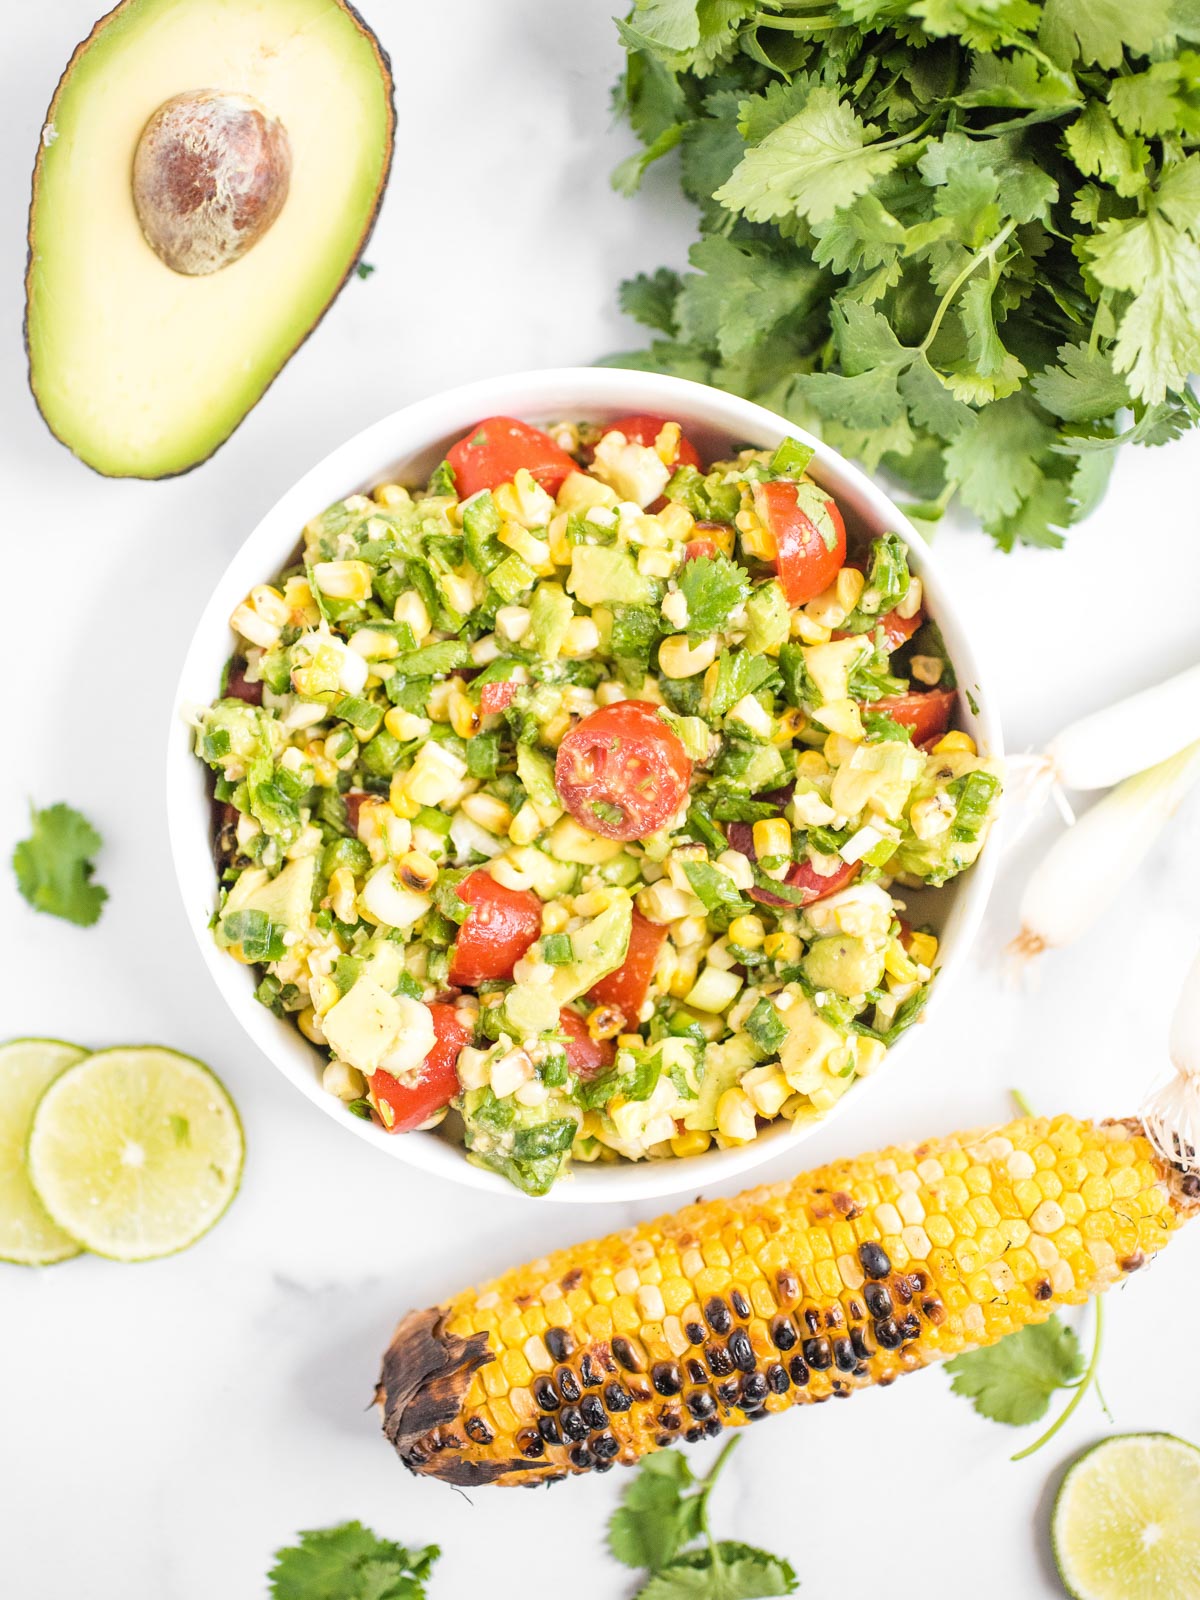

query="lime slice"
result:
[1053,1433,1200,1600]
[0,1038,87,1264]
[27,1046,243,1262]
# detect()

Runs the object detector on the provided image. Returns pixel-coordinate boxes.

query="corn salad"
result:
[195,414,1001,1193]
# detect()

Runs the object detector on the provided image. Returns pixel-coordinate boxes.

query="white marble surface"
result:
[5,4,1200,1596]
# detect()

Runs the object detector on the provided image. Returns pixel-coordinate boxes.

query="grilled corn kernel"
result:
[752,817,792,859]
[910,654,945,686]
[658,634,717,679]
[716,1087,757,1142]
[588,1006,624,1042]
[461,793,515,836]
[932,730,977,755]
[322,1060,366,1101]
[773,706,808,745]
[398,850,439,892]
[670,1129,711,1159]
[393,591,431,641]
[508,802,543,846]
[312,560,373,602]
[297,1006,325,1045]
[449,689,482,740]
[328,867,359,924]
[764,930,802,964]
[728,914,766,950]
[384,707,430,741]
[560,616,600,658]
[907,930,939,968]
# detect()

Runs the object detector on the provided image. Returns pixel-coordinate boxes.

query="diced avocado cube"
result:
[567,546,653,607]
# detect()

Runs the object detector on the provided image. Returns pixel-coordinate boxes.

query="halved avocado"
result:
[25,0,394,478]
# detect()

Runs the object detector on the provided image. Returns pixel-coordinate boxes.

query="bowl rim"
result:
[166,366,1003,1204]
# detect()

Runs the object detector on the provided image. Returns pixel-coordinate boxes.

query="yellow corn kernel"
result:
[322,1060,366,1101]
[561,616,600,658]
[449,689,482,740]
[716,1087,757,1143]
[728,914,766,950]
[667,947,701,1000]
[384,707,430,741]
[388,771,421,819]
[742,1066,791,1119]
[540,708,572,747]
[637,547,679,579]
[328,868,359,925]
[932,731,977,756]
[752,817,792,859]
[541,901,571,936]
[823,732,859,767]
[910,655,946,686]
[297,1007,325,1045]
[653,421,683,463]
[587,1006,624,1041]
[884,942,919,983]
[229,595,283,650]
[658,634,717,679]
[312,560,373,602]
[772,706,808,746]
[393,590,431,641]
[764,930,802,964]
[499,520,554,574]
[656,502,694,541]
[907,930,939,968]
[736,506,776,560]
[546,512,573,565]
[670,1129,712,1159]
[461,792,515,836]
[310,974,342,1017]
[795,751,831,778]
[508,802,543,846]
[397,850,439,892]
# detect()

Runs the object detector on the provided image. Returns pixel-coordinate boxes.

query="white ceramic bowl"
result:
[168,368,1002,1202]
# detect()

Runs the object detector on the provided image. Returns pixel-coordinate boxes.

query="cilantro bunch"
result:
[609,0,1200,548]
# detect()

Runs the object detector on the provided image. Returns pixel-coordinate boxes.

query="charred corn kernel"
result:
[907,930,939,968]
[508,802,543,846]
[560,616,600,658]
[328,867,359,924]
[449,689,482,740]
[312,560,373,602]
[322,1060,364,1100]
[932,730,977,756]
[587,1006,624,1042]
[384,707,430,742]
[397,850,439,892]
[728,914,766,950]
[393,590,431,641]
[910,654,945,686]
[297,1006,325,1045]
[752,817,791,859]
[716,1087,757,1142]
[773,706,808,745]
[765,930,802,964]
[658,635,717,679]
[379,1114,1196,1484]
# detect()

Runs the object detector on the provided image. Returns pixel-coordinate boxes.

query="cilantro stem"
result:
[1011,1088,1037,1118]
[1011,1298,1105,1462]
[919,218,1018,355]
[697,1438,740,1577]
[753,11,840,27]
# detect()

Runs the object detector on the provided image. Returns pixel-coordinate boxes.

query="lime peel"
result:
[0,1038,86,1265]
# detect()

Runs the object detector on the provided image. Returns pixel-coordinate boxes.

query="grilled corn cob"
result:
[377,1115,1198,1486]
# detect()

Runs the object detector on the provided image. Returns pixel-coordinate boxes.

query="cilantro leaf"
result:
[12,802,108,927]
[682,858,753,915]
[676,553,750,640]
[621,268,685,335]
[716,86,900,224]
[268,1521,440,1600]
[945,1315,1084,1426]
[609,1450,700,1571]
[638,1543,799,1600]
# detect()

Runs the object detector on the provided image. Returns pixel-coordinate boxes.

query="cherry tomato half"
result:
[479,679,518,715]
[447,869,542,986]
[369,1002,473,1134]
[558,1006,615,1081]
[754,480,847,606]
[871,688,956,746]
[446,416,577,499]
[555,700,693,842]
[750,857,860,910]
[587,908,667,1022]
[601,414,702,471]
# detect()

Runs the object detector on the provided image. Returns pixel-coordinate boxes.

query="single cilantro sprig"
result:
[267,1519,439,1600]
[12,802,108,927]
[676,553,750,640]
[609,1439,798,1599]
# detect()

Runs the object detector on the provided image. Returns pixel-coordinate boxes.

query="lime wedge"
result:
[0,1038,87,1264]
[1053,1433,1200,1600]
[27,1046,243,1262]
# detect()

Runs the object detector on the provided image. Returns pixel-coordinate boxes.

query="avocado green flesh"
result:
[26,0,394,478]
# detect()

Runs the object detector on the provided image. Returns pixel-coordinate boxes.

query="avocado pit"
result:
[132,89,291,275]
